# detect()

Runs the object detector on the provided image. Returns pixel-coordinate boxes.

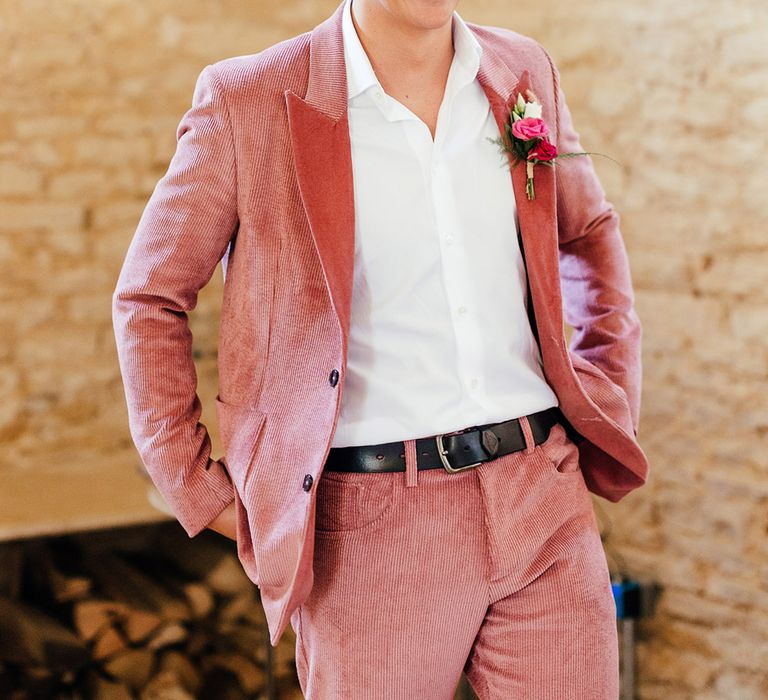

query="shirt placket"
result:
[430,151,487,413]
[422,72,487,417]
[368,54,489,417]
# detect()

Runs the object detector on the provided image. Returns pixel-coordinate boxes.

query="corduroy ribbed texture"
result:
[292,424,619,699]
[112,0,648,648]
[111,62,242,539]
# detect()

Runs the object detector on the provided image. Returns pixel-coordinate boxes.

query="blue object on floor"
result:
[612,579,641,619]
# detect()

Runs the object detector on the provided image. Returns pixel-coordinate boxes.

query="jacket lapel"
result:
[285,0,564,367]
[473,46,565,365]
[284,1,355,348]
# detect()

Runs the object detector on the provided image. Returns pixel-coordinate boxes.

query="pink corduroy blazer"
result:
[112,0,649,647]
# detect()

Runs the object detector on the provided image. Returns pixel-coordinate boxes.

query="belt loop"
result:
[518,415,536,454]
[404,438,418,487]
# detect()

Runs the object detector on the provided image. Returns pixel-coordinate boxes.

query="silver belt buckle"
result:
[435,428,484,473]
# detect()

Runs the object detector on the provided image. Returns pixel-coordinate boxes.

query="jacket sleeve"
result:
[545,50,643,435]
[112,63,237,537]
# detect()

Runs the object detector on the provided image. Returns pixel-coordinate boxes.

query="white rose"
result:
[523,101,542,119]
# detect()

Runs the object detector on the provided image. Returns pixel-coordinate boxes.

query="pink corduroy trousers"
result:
[289,418,620,699]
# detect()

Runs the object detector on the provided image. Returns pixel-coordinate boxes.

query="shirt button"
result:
[470,377,479,389]
[329,369,339,387]
[445,234,454,245]
[303,474,314,492]
[457,305,467,315]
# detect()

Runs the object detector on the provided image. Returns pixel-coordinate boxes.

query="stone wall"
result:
[2,0,766,696]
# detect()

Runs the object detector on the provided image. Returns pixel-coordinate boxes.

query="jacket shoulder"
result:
[467,22,555,77]
[203,30,312,99]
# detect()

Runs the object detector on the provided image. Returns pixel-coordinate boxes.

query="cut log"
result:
[80,550,191,622]
[146,622,188,650]
[203,652,266,695]
[120,609,164,645]
[181,581,215,619]
[0,521,281,698]
[140,669,195,700]
[157,649,202,696]
[102,648,155,691]
[0,597,89,671]
[219,588,259,623]
[52,572,92,604]
[153,528,234,583]
[221,624,269,666]
[24,540,92,604]
[83,668,133,700]
[92,624,128,661]
[72,599,129,641]
[184,626,212,657]
[128,553,215,619]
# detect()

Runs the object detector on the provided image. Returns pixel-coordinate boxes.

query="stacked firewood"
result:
[0,524,303,699]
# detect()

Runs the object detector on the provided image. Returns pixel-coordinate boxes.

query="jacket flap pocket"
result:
[215,396,267,493]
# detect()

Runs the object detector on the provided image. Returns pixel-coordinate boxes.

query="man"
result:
[113,0,649,696]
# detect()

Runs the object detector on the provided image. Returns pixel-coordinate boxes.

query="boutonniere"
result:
[489,90,618,201]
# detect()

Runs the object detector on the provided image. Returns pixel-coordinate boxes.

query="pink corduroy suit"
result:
[112,0,649,693]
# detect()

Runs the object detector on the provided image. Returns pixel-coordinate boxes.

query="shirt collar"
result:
[342,0,483,102]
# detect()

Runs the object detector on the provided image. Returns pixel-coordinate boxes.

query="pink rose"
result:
[511,117,549,141]
[527,139,558,162]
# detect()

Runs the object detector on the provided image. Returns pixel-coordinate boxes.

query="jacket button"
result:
[302,474,314,491]
[329,369,339,387]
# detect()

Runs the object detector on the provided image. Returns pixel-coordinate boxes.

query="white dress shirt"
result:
[331,0,559,448]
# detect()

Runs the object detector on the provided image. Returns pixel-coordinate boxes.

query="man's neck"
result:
[349,0,456,95]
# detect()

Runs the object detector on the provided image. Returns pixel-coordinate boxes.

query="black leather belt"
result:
[323,406,581,474]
